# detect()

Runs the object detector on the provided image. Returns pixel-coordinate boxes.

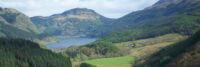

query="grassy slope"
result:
[0,22,39,39]
[82,34,186,67]
[133,30,200,67]
[100,12,200,43]
[100,0,200,43]
[0,22,58,47]
[116,34,186,58]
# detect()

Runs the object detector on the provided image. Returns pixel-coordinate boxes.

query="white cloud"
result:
[0,0,159,18]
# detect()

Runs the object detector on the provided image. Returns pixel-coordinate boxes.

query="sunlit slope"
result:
[81,34,186,67]
[133,30,200,67]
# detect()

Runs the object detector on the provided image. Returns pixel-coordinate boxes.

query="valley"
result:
[75,34,187,67]
[1,0,200,67]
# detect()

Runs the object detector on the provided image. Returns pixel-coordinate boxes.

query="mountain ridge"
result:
[0,7,49,39]
[100,0,200,43]
[31,0,200,40]
[31,8,113,38]
[0,7,40,34]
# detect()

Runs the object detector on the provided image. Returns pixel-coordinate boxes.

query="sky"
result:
[0,0,158,18]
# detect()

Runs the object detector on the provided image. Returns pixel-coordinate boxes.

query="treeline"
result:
[133,30,200,67]
[61,41,129,61]
[0,38,71,67]
[80,63,96,67]
[100,29,141,43]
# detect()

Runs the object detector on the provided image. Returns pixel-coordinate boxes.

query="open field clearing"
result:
[84,56,136,67]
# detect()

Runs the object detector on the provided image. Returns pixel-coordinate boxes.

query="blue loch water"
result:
[47,38,97,50]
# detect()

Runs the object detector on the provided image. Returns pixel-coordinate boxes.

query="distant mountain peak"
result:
[49,8,102,20]
[65,8,95,12]
[60,8,97,16]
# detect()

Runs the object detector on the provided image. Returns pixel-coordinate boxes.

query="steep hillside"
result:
[0,7,57,45]
[31,8,113,38]
[0,7,46,39]
[119,0,200,28]
[0,22,39,39]
[0,38,71,67]
[133,30,200,67]
[0,7,40,34]
[100,0,200,43]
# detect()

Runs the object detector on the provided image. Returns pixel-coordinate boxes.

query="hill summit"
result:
[31,8,112,38]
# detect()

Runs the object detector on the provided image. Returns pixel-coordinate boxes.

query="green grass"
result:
[84,56,136,66]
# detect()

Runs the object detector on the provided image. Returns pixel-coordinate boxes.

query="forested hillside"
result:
[133,30,200,67]
[0,38,71,67]
[60,41,123,61]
